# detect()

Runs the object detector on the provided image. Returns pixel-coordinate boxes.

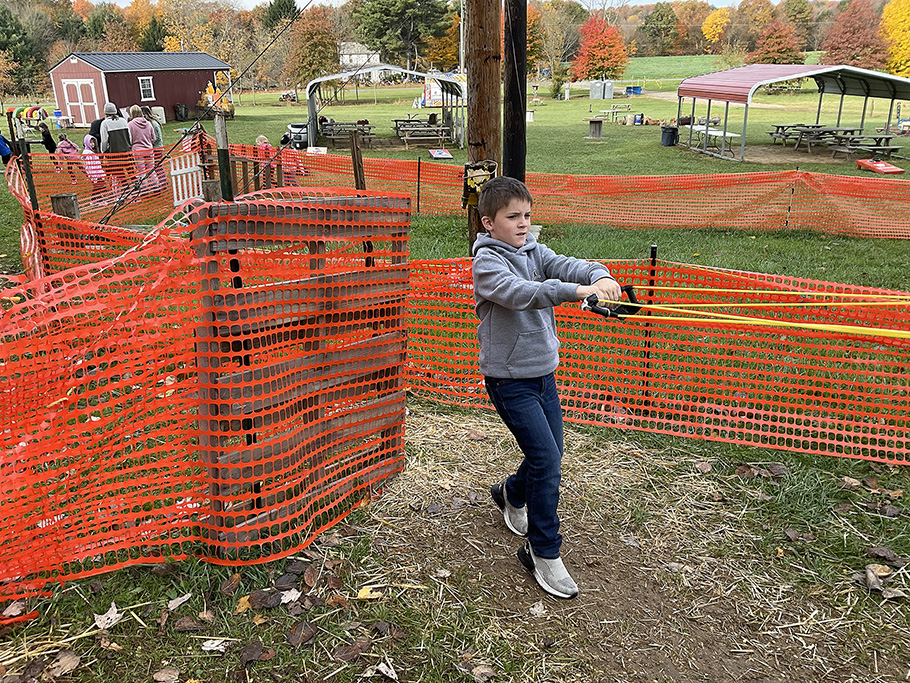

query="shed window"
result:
[138,76,154,101]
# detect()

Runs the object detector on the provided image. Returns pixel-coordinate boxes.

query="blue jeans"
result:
[485,374,563,559]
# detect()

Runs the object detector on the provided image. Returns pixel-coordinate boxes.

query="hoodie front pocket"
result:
[505,327,559,376]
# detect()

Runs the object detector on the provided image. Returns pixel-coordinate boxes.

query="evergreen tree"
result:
[643,3,679,56]
[140,15,166,51]
[264,0,298,32]
[782,0,812,50]
[353,0,448,69]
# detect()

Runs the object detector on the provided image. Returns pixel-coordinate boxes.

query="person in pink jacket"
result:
[56,133,81,183]
[128,104,157,192]
[82,134,106,207]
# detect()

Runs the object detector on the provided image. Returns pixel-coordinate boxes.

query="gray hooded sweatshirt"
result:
[472,232,611,379]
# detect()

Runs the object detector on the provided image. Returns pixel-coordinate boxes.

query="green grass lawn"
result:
[621,51,822,81]
[1,84,907,277]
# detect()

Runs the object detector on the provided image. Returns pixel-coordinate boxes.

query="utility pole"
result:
[466,0,501,251]
[502,0,527,182]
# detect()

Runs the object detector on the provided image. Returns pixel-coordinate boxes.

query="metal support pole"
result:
[721,101,730,158]
[860,94,868,130]
[676,97,682,125]
[688,98,696,147]
[836,92,844,127]
[816,91,823,124]
[703,100,712,152]
[740,105,748,162]
[886,98,895,133]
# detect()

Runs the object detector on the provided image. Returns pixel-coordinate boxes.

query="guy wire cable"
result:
[100,1,313,225]
[234,13,439,195]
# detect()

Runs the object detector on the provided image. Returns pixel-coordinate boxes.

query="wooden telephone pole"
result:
[466,0,501,251]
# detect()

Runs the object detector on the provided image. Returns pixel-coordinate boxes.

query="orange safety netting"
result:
[9,134,910,251]
[1,187,410,606]
[407,259,910,462]
[4,142,910,617]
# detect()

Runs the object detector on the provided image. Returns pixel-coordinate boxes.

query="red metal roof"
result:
[678,64,910,104]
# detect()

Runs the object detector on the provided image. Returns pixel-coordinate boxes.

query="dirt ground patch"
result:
[363,406,908,682]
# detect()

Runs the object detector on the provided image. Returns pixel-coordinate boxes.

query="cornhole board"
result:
[856,159,904,174]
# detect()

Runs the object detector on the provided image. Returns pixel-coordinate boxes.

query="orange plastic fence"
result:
[4,143,910,618]
[408,259,910,463]
[9,135,910,253]
[0,188,410,607]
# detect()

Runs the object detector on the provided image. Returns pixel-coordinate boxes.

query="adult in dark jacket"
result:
[89,117,104,148]
[38,123,57,153]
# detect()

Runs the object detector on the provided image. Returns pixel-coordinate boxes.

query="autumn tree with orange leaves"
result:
[572,14,628,80]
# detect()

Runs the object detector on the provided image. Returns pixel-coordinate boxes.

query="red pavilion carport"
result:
[676,64,910,162]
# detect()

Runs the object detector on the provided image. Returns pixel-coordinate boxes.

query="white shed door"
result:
[63,79,98,125]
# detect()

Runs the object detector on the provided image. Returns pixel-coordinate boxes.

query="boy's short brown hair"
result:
[478,176,533,219]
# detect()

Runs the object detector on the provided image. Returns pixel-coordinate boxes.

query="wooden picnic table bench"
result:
[828,133,900,159]
[321,122,375,148]
[398,124,450,149]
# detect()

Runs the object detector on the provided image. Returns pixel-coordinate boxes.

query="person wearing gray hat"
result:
[99,102,132,194]
[100,103,131,154]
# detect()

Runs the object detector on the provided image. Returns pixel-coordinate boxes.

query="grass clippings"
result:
[1,399,909,682]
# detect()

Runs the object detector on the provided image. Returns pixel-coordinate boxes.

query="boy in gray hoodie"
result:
[472,176,621,599]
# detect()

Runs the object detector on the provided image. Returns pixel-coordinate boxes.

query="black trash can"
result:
[661,125,678,146]
[175,103,189,122]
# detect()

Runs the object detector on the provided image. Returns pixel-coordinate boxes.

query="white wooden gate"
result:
[170,153,204,206]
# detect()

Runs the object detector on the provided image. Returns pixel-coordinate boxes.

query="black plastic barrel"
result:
[174,103,189,122]
[661,125,678,146]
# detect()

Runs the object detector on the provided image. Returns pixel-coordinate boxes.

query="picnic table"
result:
[767,123,814,146]
[679,125,741,157]
[321,121,375,148]
[600,104,632,123]
[828,133,901,159]
[397,123,450,149]
[792,126,862,153]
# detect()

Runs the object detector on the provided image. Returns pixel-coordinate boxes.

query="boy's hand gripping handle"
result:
[581,285,642,319]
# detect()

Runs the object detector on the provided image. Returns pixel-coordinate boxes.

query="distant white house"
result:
[339,42,383,82]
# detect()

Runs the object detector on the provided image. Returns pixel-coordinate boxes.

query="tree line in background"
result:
[0,0,908,100]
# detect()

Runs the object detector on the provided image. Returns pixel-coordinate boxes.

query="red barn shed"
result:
[49,52,232,125]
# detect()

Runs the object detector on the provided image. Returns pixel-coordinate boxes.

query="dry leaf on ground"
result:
[249,589,282,610]
[529,601,545,616]
[220,573,241,595]
[471,664,497,682]
[167,593,192,611]
[333,636,371,662]
[152,666,180,683]
[93,602,125,630]
[280,588,302,604]
[357,586,383,600]
[173,616,204,632]
[99,635,123,651]
[287,620,318,647]
[882,588,907,600]
[201,639,231,653]
[376,661,399,680]
[46,650,80,678]
[694,461,712,474]
[2,600,24,617]
[239,640,263,667]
